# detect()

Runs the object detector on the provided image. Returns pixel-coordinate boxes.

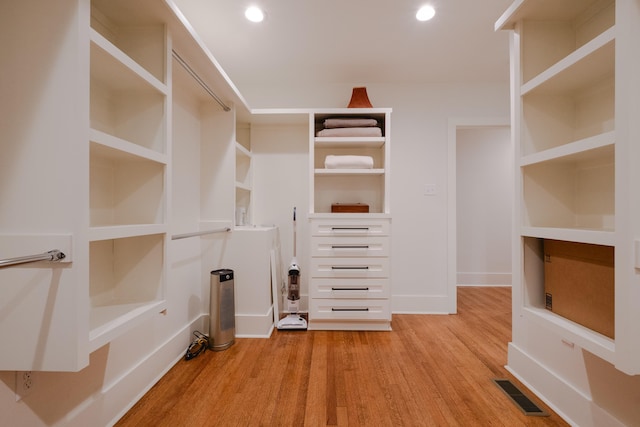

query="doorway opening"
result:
[447,119,511,312]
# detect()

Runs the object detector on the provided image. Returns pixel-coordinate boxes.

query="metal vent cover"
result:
[493,379,549,417]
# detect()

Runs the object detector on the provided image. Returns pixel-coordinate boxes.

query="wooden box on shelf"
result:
[543,239,614,339]
[331,203,369,213]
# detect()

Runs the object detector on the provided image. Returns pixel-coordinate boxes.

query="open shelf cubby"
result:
[89,234,165,351]
[91,0,166,84]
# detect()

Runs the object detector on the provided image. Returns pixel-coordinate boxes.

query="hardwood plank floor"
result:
[116,287,568,426]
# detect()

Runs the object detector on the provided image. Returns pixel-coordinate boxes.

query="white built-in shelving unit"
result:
[497,0,640,376]
[88,0,170,352]
[0,0,247,371]
[307,108,392,331]
[235,124,252,226]
[310,109,391,215]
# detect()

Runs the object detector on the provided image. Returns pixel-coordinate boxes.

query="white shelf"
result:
[90,29,167,95]
[496,0,609,30]
[235,182,251,192]
[517,24,615,155]
[313,108,392,115]
[521,79,614,155]
[90,129,168,164]
[520,131,614,166]
[520,226,615,246]
[89,152,166,227]
[521,28,615,96]
[521,144,614,230]
[89,231,165,352]
[235,142,252,190]
[309,212,392,220]
[315,168,385,176]
[234,134,252,225]
[90,38,167,152]
[235,141,251,157]
[315,137,385,148]
[89,224,167,242]
[522,306,615,363]
[89,300,166,352]
[90,0,167,84]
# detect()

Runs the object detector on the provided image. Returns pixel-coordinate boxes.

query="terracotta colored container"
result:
[347,87,373,108]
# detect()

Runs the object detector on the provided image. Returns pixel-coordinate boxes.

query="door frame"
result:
[446,117,510,313]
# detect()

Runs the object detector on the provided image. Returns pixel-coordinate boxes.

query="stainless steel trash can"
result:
[209,269,235,351]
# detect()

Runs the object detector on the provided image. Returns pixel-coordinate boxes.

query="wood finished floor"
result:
[116,287,568,426]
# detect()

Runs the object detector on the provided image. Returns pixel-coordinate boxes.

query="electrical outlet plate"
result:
[424,184,437,196]
[15,371,34,401]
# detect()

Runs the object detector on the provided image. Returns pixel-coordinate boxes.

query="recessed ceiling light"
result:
[416,5,436,21]
[245,6,265,23]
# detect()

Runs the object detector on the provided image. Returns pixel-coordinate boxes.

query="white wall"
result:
[456,127,512,286]
[251,124,310,310]
[244,82,511,313]
[251,124,309,254]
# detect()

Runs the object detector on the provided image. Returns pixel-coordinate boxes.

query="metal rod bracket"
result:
[0,249,67,269]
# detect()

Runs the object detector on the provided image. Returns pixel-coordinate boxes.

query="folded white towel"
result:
[316,127,382,137]
[323,118,378,128]
[325,155,374,169]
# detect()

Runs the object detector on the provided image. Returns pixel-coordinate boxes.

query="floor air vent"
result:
[493,379,549,417]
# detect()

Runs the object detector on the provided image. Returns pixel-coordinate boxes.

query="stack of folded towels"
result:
[317,117,380,169]
[324,154,374,169]
[316,117,382,137]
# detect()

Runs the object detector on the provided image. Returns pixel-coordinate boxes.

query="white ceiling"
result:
[172,0,513,101]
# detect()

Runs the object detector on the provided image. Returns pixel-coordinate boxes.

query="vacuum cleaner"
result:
[276,207,308,330]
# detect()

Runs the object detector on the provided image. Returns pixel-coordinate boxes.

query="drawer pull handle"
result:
[331,266,369,270]
[331,227,370,231]
[331,287,370,291]
[331,308,370,312]
[331,245,369,249]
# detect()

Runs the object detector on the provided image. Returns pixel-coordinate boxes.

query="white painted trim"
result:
[235,306,275,338]
[457,272,512,286]
[447,117,510,315]
[506,343,625,427]
[103,315,206,426]
[392,294,452,314]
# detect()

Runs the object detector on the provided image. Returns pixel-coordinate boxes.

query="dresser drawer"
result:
[310,236,389,257]
[310,257,389,278]
[310,278,389,299]
[310,218,390,237]
[310,298,391,321]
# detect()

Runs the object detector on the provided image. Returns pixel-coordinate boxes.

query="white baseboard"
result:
[103,316,206,426]
[457,272,511,286]
[506,343,625,427]
[235,306,275,338]
[391,294,453,314]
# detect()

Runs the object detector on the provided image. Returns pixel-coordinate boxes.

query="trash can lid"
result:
[211,269,234,281]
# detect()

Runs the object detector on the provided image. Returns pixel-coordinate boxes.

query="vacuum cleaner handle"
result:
[292,207,297,257]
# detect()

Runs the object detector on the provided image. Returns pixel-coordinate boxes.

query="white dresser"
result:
[308,216,391,330]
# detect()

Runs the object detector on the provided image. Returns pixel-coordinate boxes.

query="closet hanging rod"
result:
[171,227,231,241]
[172,50,231,112]
[0,249,66,269]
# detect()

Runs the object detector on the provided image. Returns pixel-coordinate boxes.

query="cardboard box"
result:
[331,203,369,213]
[544,239,614,339]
